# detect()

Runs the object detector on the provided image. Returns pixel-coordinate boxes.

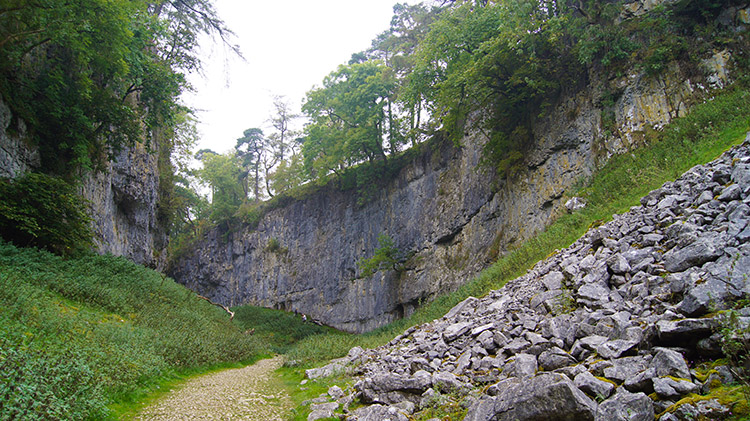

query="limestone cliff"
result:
[78,142,167,269]
[170,48,735,333]
[0,95,37,179]
[0,93,166,268]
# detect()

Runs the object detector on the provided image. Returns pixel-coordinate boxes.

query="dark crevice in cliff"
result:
[436,227,463,245]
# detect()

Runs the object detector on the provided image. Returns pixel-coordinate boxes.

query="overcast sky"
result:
[182,0,419,154]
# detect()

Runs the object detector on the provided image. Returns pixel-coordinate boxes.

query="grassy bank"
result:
[281,83,750,369]
[0,243,270,420]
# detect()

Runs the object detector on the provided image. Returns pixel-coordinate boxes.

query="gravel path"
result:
[135,356,291,420]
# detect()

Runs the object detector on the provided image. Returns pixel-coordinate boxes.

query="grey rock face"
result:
[0,94,38,178]
[464,373,596,421]
[80,142,166,269]
[0,94,166,268]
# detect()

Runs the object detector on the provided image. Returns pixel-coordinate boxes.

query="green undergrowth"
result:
[231,305,337,354]
[282,83,750,369]
[0,242,270,420]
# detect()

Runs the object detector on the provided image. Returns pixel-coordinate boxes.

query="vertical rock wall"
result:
[79,142,166,269]
[0,93,166,268]
[0,94,38,178]
[170,55,728,333]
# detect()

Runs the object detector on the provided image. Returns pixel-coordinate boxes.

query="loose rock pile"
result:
[304,137,750,421]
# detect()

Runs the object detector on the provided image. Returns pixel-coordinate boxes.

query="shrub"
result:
[357,233,408,278]
[0,173,93,256]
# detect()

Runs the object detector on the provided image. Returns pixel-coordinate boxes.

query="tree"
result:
[367,2,443,145]
[301,61,398,181]
[195,151,244,224]
[269,154,306,195]
[235,128,264,202]
[262,96,301,196]
[268,95,300,162]
[404,0,578,174]
[0,0,239,175]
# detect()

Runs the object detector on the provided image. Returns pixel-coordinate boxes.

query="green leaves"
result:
[302,61,397,180]
[0,0,232,176]
[1,0,143,172]
[357,233,408,278]
[408,0,577,151]
[195,152,244,224]
[0,173,93,256]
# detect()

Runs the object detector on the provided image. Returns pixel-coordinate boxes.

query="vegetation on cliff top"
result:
[174,0,748,262]
[0,0,236,175]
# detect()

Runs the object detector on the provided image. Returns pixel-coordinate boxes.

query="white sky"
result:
[183,0,418,154]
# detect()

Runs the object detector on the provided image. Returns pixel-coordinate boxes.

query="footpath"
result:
[135,356,291,420]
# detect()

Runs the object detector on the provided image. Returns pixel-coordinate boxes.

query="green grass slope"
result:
[0,243,269,420]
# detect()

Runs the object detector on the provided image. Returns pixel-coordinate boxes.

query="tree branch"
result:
[197,294,235,320]
[0,29,46,49]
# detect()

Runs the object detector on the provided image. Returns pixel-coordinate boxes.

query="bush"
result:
[357,234,408,278]
[0,173,93,256]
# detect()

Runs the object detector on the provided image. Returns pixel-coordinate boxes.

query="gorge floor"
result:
[135,356,292,420]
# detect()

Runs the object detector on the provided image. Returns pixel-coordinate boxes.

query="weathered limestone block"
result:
[464,373,597,421]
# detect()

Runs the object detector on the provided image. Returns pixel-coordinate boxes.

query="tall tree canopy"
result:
[195,150,244,224]
[302,61,398,180]
[0,0,237,174]
[235,128,264,201]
